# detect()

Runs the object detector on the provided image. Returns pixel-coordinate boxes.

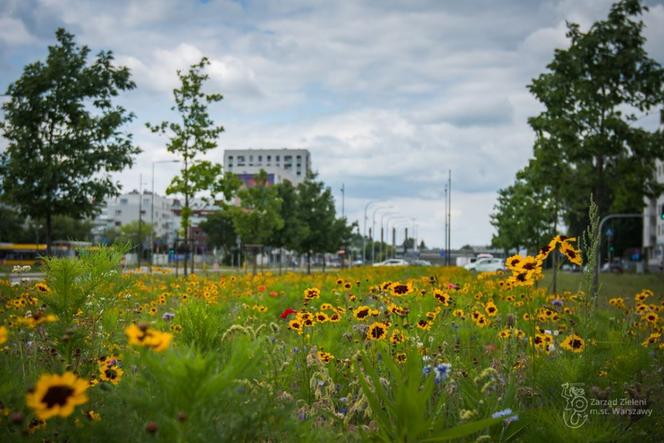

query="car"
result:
[372,258,409,267]
[351,259,365,266]
[473,258,506,273]
[411,259,432,266]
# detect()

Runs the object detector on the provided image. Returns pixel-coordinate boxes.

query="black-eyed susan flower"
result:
[317,351,334,363]
[353,306,371,321]
[390,329,405,345]
[391,281,413,296]
[395,352,407,363]
[485,300,498,317]
[433,289,451,306]
[99,365,123,385]
[498,329,511,339]
[303,287,321,301]
[560,334,585,353]
[560,242,582,266]
[417,319,432,330]
[315,312,329,323]
[367,322,388,340]
[288,319,303,334]
[452,309,465,319]
[26,372,89,420]
[125,324,172,352]
[35,282,50,293]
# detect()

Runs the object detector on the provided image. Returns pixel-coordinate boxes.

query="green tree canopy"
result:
[526,0,664,235]
[146,57,235,275]
[0,28,139,254]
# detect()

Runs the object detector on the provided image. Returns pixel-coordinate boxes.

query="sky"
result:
[1,0,664,248]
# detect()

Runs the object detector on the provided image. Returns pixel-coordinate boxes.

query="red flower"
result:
[258,285,266,292]
[280,308,296,319]
[447,283,460,290]
[269,291,279,298]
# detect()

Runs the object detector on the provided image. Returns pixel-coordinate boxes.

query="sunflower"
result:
[367,322,388,340]
[560,334,585,353]
[0,326,7,345]
[26,372,89,420]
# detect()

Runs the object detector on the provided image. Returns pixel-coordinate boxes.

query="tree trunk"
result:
[307,252,311,274]
[279,248,283,275]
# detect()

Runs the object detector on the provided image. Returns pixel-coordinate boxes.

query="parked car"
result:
[473,258,506,273]
[411,259,432,266]
[601,261,624,273]
[372,258,409,267]
[351,259,365,266]
[463,253,494,271]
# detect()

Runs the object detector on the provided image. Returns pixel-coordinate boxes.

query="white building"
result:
[643,159,664,269]
[93,191,177,245]
[223,148,311,186]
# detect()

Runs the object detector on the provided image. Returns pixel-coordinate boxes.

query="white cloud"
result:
[0,16,37,45]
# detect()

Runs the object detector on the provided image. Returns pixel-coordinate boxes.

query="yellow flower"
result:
[353,305,372,321]
[484,300,498,317]
[561,334,585,353]
[125,324,172,352]
[99,363,123,385]
[317,351,334,363]
[433,288,451,306]
[367,322,388,340]
[303,287,321,300]
[26,372,89,420]
[35,282,51,293]
[0,326,7,345]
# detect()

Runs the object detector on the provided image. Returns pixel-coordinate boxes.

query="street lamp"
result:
[387,216,411,258]
[379,211,398,262]
[151,159,180,271]
[371,205,393,264]
[364,200,388,264]
[385,216,409,259]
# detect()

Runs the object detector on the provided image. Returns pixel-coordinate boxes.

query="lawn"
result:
[540,270,664,299]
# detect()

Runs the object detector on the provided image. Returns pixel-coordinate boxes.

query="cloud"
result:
[2,0,664,248]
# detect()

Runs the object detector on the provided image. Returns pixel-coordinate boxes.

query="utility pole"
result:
[138,174,143,269]
[444,183,448,265]
[341,184,345,218]
[447,169,452,266]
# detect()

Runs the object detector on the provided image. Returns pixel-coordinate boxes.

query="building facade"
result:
[643,112,664,268]
[93,191,177,245]
[643,159,664,268]
[223,148,311,186]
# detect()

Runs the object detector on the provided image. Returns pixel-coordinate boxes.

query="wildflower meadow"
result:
[0,236,662,442]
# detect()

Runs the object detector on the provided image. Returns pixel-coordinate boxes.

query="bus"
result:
[0,241,94,266]
[0,243,47,266]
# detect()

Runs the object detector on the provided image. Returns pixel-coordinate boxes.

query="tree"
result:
[527,0,664,237]
[116,221,153,252]
[228,171,284,274]
[0,28,139,255]
[295,174,340,274]
[269,180,308,272]
[147,57,232,275]
[199,210,237,264]
[490,179,555,255]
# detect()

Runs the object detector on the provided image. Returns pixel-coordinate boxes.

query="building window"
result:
[258,155,262,162]
[115,221,121,227]
[276,155,280,162]
[120,198,128,205]
[267,155,271,162]
[115,210,122,216]
[229,155,233,161]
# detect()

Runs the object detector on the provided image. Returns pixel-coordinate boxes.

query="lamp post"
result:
[379,211,398,262]
[364,201,388,264]
[151,159,180,272]
[386,216,409,259]
[371,205,393,264]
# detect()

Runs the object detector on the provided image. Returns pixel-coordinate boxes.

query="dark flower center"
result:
[42,385,75,408]
[371,327,385,338]
[571,339,583,349]
[393,285,408,294]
